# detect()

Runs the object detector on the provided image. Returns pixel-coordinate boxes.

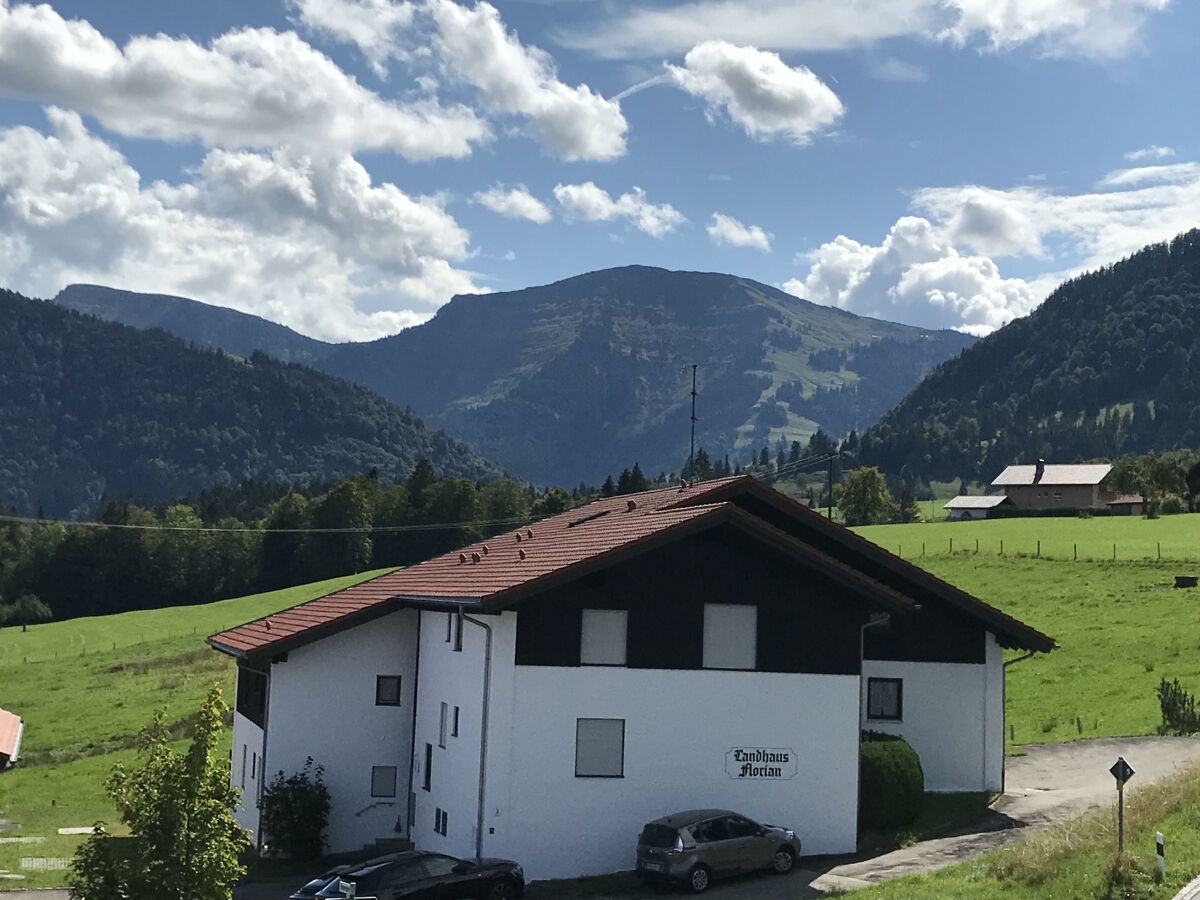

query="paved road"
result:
[8,736,1200,900]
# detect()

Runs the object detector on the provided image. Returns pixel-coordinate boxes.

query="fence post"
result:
[922,542,926,557]
[1158,542,1161,560]
[1074,543,1077,560]
[1000,539,1004,556]
[1037,539,1041,558]
[975,538,979,554]
[1113,543,1117,561]
[950,537,953,554]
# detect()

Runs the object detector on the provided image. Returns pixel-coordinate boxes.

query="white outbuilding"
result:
[209,476,1054,881]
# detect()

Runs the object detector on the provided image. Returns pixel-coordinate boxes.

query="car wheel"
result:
[686,864,711,893]
[487,878,517,899]
[772,846,796,874]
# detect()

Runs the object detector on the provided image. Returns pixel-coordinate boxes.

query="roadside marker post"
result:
[1110,757,1135,855]
[1157,831,1165,878]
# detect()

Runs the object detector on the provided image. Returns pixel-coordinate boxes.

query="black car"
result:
[311,851,524,900]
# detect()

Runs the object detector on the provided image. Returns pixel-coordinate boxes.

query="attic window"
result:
[568,509,611,528]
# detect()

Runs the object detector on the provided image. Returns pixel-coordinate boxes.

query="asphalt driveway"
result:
[9,736,1200,900]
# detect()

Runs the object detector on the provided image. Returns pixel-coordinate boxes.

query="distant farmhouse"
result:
[209,475,1053,881]
[992,460,1142,514]
[0,706,23,770]
[944,460,1144,519]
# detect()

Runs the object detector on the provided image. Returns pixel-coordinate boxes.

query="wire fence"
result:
[890,536,1200,564]
[0,625,220,667]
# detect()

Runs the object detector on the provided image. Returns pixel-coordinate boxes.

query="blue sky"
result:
[0,0,1196,340]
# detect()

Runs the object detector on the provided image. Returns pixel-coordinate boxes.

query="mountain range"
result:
[860,229,1200,483]
[1,289,500,517]
[57,268,975,485]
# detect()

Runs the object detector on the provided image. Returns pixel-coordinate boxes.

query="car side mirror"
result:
[757,827,768,837]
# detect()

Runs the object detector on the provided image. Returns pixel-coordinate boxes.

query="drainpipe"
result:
[463,613,493,862]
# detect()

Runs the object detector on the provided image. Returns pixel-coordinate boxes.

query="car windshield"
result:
[639,824,679,848]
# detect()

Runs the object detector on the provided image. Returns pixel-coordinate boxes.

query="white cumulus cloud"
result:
[553,182,686,237]
[707,213,772,251]
[426,0,628,161]
[0,109,483,341]
[664,41,843,144]
[1125,145,1175,162]
[784,217,1036,335]
[0,0,486,160]
[288,0,417,77]
[473,184,552,223]
[559,0,1168,60]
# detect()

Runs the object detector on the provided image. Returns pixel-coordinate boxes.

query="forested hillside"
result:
[861,230,1200,483]
[55,284,334,364]
[0,290,500,516]
[319,266,974,484]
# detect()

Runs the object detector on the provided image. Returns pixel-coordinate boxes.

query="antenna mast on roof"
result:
[689,364,698,481]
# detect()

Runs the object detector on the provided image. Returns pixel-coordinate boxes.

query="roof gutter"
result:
[463,613,493,862]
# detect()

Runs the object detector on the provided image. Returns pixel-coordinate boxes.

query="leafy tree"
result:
[836,467,893,526]
[1187,459,1200,512]
[2,593,52,631]
[259,493,310,590]
[309,480,373,580]
[478,479,531,524]
[68,687,248,900]
[893,480,921,524]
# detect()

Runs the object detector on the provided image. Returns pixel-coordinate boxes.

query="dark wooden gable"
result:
[514,523,872,675]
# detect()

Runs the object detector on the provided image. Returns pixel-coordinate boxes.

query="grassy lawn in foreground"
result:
[853,762,1200,900]
[855,512,1200,562]
[0,570,388,887]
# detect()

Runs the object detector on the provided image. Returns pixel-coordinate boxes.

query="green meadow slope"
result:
[0,570,389,887]
[5,515,1200,887]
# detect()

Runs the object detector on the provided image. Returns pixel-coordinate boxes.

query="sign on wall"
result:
[725,747,798,780]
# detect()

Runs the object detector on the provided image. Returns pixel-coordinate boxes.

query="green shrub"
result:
[1158,678,1200,735]
[859,733,925,832]
[260,757,331,860]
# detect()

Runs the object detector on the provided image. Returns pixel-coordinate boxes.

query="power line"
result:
[0,512,535,535]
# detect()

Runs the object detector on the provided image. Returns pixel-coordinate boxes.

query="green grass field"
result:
[5,515,1200,890]
[0,570,389,887]
[855,511,1200,562]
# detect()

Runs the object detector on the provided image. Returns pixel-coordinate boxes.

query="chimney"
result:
[1035,459,1045,483]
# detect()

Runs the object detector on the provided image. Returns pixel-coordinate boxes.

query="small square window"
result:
[867,677,903,721]
[439,702,449,748]
[575,718,625,778]
[452,706,460,737]
[434,808,448,835]
[580,609,628,666]
[371,765,398,798]
[703,604,757,670]
[376,675,402,706]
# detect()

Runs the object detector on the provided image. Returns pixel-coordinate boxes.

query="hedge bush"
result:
[859,732,925,832]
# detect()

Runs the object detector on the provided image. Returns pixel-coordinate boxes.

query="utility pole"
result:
[827,456,834,519]
[689,364,698,481]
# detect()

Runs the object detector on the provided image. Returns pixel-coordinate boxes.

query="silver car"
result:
[635,809,802,893]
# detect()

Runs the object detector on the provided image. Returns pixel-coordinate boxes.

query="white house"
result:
[209,476,1054,881]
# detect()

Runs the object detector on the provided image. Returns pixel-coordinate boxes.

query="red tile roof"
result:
[209,475,1055,658]
[0,706,22,763]
[210,479,747,656]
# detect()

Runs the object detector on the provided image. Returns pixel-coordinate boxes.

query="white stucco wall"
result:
[483,663,861,881]
[410,610,491,862]
[231,707,265,839]
[862,631,1004,793]
[264,609,418,853]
